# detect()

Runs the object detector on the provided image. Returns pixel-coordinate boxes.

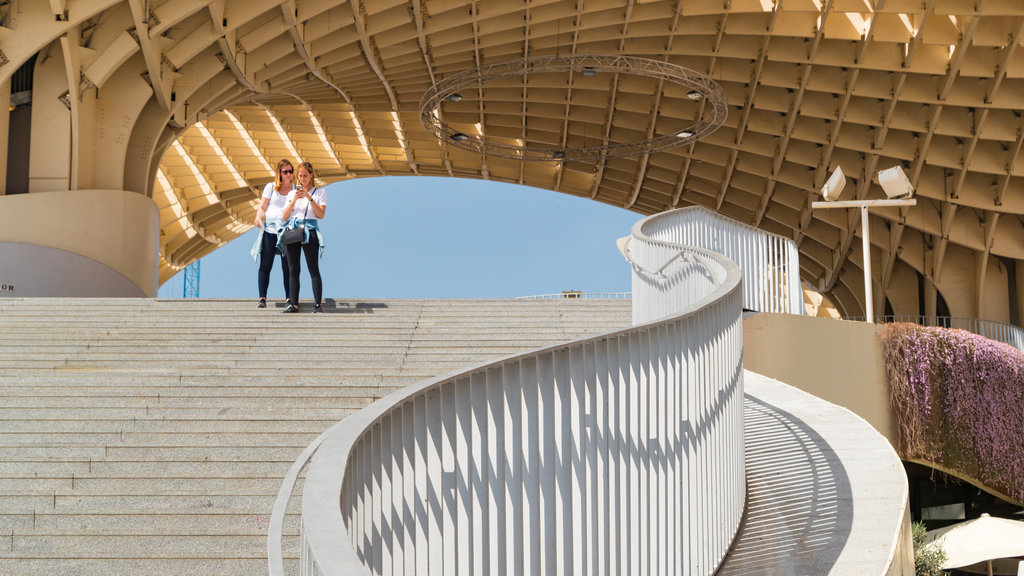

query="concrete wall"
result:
[0,189,160,296]
[0,242,146,296]
[743,313,894,444]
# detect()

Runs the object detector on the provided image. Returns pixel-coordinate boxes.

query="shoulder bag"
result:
[280,189,312,246]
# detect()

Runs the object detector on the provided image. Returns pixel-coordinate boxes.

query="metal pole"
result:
[861,205,873,323]
[811,196,914,325]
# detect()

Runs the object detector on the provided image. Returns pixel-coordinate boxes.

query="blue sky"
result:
[157,176,641,300]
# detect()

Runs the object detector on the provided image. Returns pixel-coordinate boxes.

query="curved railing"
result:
[846,314,1024,352]
[629,206,804,317]
[270,211,745,576]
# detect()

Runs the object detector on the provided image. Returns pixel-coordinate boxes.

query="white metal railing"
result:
[626,206,804,318]
[846,314,1024,352]
[271,211,746,576]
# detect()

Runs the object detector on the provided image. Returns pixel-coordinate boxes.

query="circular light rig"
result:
[420,54,729,162]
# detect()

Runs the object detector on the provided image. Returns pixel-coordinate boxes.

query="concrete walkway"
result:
[721,371,911,575]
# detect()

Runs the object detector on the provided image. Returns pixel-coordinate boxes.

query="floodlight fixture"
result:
[877,165,914,199]
[676,129,696,138]
[812,164,917,325]
[445,93,463,102]
[821,166,847,201]
[686,90,702,100]
[552,150,566,159]
[450,132,469,142]
[580,67,596,77]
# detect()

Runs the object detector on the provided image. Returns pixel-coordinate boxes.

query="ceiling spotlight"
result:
[445,93,463,102]
[450,132,469,142]
[580,67,596,77]
[676,130,695,138]
[686,90,702,100]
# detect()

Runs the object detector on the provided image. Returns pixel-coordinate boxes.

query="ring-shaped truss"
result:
[420,54,729,161]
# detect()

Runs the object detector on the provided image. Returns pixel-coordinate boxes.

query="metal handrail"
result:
[630,206,804,315]
[276,212,746,576]
[844,314,1024,352]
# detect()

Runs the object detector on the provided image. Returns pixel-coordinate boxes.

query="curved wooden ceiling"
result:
[2,0,1023,314]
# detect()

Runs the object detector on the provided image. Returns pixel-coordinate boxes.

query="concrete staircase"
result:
[0,298,632,575]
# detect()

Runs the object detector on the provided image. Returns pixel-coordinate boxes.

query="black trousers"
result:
[285,232,322,305]
[257,231,288,299]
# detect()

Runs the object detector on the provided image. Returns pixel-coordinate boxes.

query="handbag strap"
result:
[299,186,309,219]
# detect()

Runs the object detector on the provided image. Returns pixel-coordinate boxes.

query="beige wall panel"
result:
[982,254,1011,323]
[936,243,980,318]
[0,78,9,196]
[1017,263,1024,327]
[28,45,71,192]
[0,189,159,295]
[76,91,99,189]
[0,241,146,296]
[743,313,894,444]
[89,56,154,192]
[885,262,920,316]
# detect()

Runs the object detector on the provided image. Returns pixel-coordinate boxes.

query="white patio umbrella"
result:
[924,514,1024,576]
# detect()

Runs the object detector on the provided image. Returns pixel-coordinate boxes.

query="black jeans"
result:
[257,231,288,299]
[285,232,322,305]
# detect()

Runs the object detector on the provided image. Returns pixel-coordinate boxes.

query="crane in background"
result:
[183,261,200,298]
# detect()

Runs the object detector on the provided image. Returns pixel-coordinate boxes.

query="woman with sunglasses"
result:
[280,161,327,313]
[251,159,295,308]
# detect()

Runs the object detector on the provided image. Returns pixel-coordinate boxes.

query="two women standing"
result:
[252,159,327,313]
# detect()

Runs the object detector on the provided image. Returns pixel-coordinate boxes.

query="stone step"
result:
[0,493,287,513]
[0,512,290,535]
[0,419,340,434]
[0,445,310,461]
[0,297,632,576]
[3,533,278,558]
[0,430,344,447]
[0,559,285,576]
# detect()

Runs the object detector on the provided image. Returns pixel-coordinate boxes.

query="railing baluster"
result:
[521,357,540,576]
[470,372,489,575]
[454,378,472,575]
[413,396,428,575]
[425,389,443,575]
[440,383,457,574]
[501,362,523,576]
[485,368,504,576]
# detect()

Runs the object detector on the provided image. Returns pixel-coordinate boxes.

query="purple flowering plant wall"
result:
[881,323,1024,504]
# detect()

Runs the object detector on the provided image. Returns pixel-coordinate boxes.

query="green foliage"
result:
[912,521,947,576]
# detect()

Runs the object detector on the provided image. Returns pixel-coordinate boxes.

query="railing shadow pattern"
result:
[273,213,746,576]
[716,395,853,575]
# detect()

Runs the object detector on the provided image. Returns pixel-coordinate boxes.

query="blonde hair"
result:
[273,159,294,192]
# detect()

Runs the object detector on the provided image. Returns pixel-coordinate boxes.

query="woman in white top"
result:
[252,159,295,308]
[280,161,327,313]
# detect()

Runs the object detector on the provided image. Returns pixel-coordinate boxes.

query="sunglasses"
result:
[281,169,293,175]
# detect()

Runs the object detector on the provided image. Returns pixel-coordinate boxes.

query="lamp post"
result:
[811,166,917,323]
